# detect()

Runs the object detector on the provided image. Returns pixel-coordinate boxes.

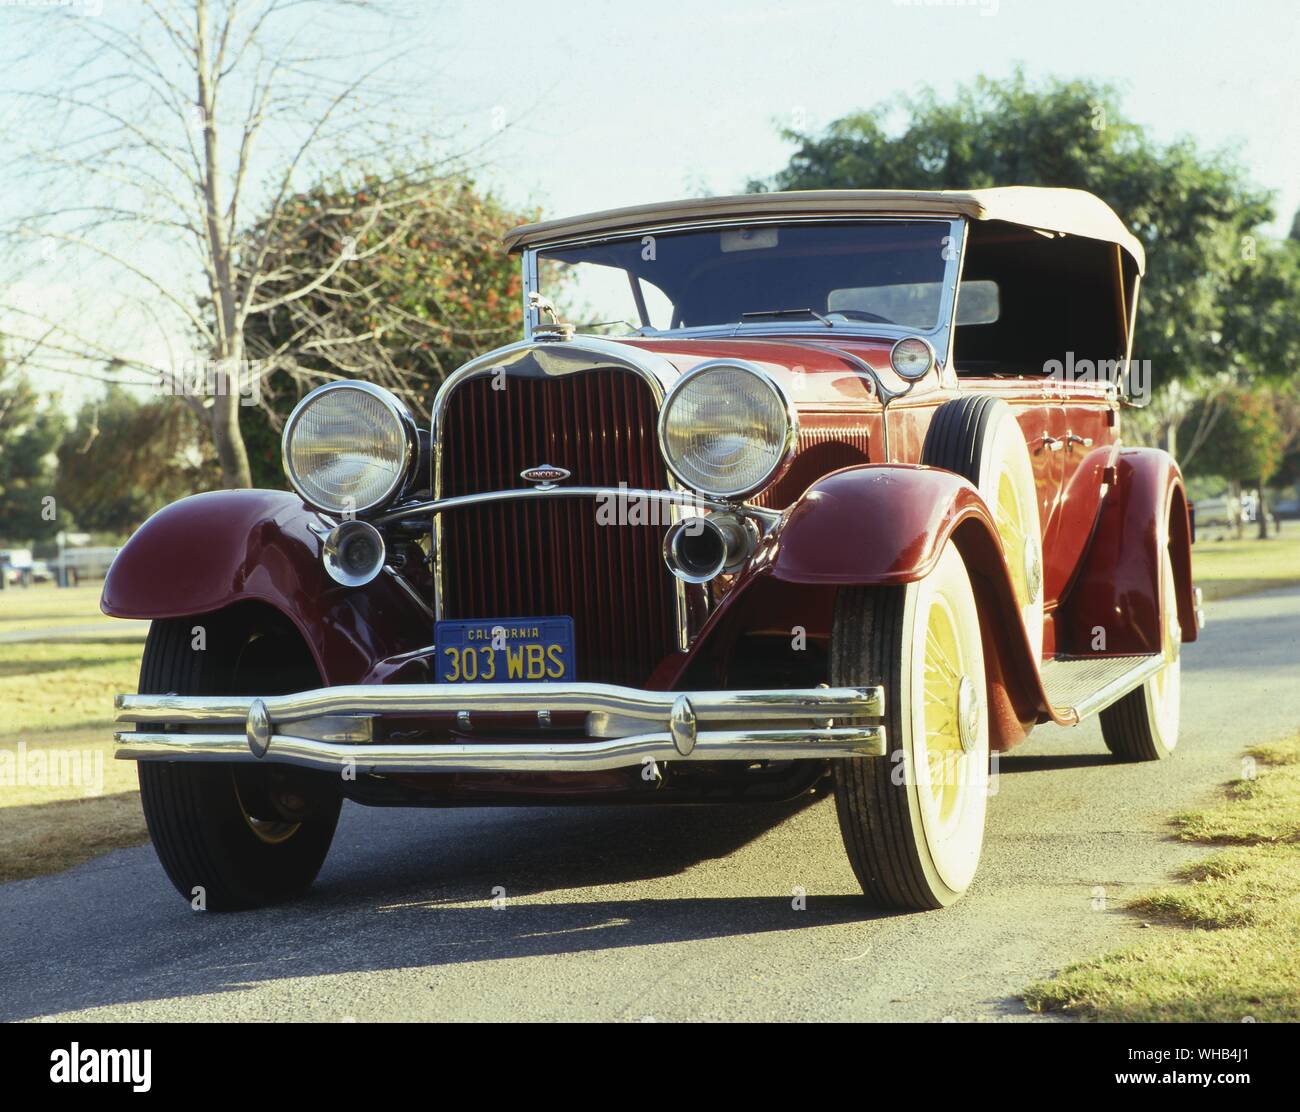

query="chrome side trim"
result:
[116,726,888,772]
[1065,653,1166,723]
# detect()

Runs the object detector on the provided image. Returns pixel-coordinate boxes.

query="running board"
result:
[1039,653,1166,722]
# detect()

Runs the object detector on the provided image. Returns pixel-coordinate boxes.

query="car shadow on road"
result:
[0,795,890,1021]
[995,753,1116,773]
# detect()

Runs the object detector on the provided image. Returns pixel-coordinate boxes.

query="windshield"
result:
[534,220,954,336]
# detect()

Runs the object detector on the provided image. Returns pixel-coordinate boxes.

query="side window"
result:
[955,280,999,325]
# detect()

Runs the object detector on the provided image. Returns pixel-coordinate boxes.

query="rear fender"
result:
[1057,449,1197,655]
[101,490,430,684]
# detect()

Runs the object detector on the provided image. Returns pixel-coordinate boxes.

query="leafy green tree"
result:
[0,367,66,545]
[753,71,1284,417]
[54,386,213,536]
[238,174,530,488]
[1182,389,1285,537]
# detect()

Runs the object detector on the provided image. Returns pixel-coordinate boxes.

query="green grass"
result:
[0,582,114,631]
[1025,735,1300,1022]
[0,585,148,882]
[1192,534,1300,602]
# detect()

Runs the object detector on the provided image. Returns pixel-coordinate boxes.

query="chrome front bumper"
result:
[114,683,887,774]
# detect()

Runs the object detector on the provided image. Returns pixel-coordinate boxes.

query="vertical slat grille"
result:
[439,369,678,686]
[753,425,871,509]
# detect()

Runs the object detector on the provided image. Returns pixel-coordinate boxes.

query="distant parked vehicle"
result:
[0,549,34,587]
[1272,498,1300,521]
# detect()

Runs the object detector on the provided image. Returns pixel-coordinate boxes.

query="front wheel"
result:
[831,541,990,910]
[136,612,342,911]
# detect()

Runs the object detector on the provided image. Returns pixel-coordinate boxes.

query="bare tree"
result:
[0,0,475,487]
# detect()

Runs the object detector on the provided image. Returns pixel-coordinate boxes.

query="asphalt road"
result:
[3,585,1298,1022]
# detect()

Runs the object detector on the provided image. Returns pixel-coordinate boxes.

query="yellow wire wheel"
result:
[831,541,990,909]
[922,397,1045,662]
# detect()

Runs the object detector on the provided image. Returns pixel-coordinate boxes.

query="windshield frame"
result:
[522,215,967,360]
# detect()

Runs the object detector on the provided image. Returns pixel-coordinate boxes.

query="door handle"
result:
[1037,434,1064,452]
[1065,433,1093,450]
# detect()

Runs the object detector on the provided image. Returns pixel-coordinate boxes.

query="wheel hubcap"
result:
[957,674,979,754]
[1022,537,1042,604]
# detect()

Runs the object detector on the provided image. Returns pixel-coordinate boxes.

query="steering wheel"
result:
[826,309,896,325]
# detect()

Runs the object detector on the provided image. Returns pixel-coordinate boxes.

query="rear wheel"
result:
[136,611,342,911]
[831,541,990,910]
[1100,545,1181,761]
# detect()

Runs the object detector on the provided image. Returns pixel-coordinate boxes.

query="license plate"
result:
[434,617,575,683]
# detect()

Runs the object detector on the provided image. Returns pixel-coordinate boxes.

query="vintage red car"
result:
[106,187,1202,912]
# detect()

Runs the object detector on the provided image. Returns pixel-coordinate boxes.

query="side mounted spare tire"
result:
[922,396,1044,662]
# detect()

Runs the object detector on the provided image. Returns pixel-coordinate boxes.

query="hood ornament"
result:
[520,464,571,490]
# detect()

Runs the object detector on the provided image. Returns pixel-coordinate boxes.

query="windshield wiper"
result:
[740,307,834,328]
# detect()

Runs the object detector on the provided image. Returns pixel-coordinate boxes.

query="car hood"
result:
[617,335,911,408]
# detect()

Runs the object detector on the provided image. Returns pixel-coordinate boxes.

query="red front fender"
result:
[767,464,1000,586]
[667,465,1056,746]
[101,490,429,685]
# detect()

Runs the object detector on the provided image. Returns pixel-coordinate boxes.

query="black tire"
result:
[831,542,990,911]
[1099,688,1168,761]
[832,585,931,909]
[921,394,1001,479]
[137,611,341,911]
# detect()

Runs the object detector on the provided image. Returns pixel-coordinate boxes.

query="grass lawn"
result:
[1192,532,1300,602]
[1024,735,1300,1022]
[0,585,148,882]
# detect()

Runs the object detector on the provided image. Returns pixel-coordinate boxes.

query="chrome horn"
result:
[322,519,387,587]
[663,512,757,584]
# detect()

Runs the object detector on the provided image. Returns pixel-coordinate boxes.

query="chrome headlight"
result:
[282,381,417,514]
[658,360,795,499]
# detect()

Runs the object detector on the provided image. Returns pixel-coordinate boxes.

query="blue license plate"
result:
[434,616,575,683]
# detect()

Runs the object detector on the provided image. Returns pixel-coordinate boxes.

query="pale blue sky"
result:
[437,0,1299,234]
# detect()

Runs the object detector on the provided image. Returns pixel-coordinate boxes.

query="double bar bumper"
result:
[114,682,887,774]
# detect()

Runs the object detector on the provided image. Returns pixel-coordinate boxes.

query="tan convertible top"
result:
[504,187,1145,273]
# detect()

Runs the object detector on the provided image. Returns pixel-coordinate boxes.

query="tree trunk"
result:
[210,345,252,489]
[1257,480,1269,539]
[212,391,252,489]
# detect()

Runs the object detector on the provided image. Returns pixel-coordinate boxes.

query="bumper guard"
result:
[114,683,886,774]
